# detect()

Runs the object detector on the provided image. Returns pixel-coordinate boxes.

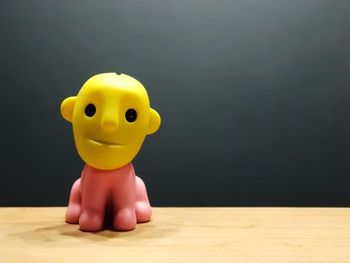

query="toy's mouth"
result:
[88,138,123,147]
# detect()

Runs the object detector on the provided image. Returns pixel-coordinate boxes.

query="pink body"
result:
[65,163,152,231]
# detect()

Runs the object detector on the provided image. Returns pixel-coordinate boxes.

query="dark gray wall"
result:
[1,0,350,206]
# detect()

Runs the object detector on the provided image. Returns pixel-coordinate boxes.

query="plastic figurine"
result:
[60,73,161,232]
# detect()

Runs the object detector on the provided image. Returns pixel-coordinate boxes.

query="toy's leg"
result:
[112,177,137,231]
[113,207,137,231]
[79,178,107,232]
[65,178,81,224]
[135,176,152,223]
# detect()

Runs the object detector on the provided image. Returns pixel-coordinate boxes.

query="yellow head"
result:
[61,73,161,170]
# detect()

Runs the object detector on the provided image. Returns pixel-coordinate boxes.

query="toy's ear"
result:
[61,96,76,122]
[147,108,161,135]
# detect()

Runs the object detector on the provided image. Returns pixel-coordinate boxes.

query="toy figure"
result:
[60,73,161,232]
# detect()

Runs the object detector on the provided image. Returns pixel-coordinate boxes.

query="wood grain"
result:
[0,207,350,262]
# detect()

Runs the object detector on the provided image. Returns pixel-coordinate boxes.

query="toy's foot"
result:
[135,201,152,223]
[79,209,104,232]
[65,203,81,224]
[113,208,137,231]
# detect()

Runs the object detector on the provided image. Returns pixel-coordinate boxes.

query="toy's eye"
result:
[85,103,96,117]
[125,109,137,122]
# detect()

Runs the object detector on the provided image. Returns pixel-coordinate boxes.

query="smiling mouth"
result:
[88,138,123,147]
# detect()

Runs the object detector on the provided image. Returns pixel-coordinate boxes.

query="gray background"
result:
[1,0,350,206]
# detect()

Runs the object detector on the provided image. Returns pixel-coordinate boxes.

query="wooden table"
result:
[0,208,350,262]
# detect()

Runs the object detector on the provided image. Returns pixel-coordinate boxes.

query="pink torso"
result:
[82,162,135,183]
[65,162,151,231]
[80,163,136,211]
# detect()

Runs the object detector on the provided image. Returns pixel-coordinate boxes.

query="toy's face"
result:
[61,73,161,170]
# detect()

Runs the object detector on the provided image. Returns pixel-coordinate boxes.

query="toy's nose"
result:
[101,117,118,131]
